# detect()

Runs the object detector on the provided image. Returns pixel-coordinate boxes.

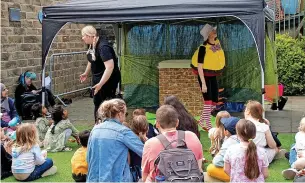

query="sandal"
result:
[63,147,72,152]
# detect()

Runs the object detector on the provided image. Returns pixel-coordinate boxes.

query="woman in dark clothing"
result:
[79,25,121,123]
[164,95,200,139]
[14,71,55,118]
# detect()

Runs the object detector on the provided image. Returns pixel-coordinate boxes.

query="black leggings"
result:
[268,126,282,147]
[197,75,218,103]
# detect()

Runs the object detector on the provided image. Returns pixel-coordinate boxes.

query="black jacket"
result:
[14,83,37,116]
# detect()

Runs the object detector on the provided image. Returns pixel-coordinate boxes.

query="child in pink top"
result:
[224,119,269,182]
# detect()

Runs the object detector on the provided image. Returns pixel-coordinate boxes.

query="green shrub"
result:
[276,34,305,96]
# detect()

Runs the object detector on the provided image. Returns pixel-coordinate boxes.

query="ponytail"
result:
[51,105,64,134]
[51,125,56,134]
[245,139,260,180]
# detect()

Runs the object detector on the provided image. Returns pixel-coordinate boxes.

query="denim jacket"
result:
[87,118,144,182]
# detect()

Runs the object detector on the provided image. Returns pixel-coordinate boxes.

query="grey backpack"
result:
[154,131,204,182]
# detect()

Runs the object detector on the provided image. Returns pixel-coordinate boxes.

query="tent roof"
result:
[43,0,266,23]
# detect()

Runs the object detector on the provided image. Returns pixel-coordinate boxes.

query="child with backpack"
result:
[208,111,230,157]
[206,116,240,182]
[31,103,53,144]
[71,130,90,182]
[44,105,80,152]
[11,123,57,181]
[224,119,269,182]
[142,105,203,182]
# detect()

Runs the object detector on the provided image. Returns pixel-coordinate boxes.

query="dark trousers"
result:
[93,73,120,123]
[72,173,87,182]
[270,127,282,147]
[1,145,12,180]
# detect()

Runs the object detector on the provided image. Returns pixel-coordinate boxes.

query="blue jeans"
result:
[289,143,297,167]
[24,158,53,181]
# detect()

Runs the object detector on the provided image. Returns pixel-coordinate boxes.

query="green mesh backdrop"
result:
[121,18,277,107]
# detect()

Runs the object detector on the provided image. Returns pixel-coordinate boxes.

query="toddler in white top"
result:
[293,118,305,170]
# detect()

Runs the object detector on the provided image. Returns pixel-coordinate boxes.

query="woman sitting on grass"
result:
[44,105,80,152]
[87,99,144,182]
[164,95,200,139]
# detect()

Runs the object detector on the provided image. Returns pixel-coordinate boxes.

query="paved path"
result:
[67,96,305,133]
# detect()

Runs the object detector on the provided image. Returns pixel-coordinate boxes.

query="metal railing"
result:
[49,51,91,106]
[268,0,305,36]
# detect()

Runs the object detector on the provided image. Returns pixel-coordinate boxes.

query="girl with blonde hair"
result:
[11,123,57,181]
[208,111,230,156]
[80,25,121,124]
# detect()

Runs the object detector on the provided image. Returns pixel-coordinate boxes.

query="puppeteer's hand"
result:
[201,84,207,93]
[79,73,88,83]
[92,83,103,95]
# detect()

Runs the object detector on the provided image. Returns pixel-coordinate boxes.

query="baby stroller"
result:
[20,93,40,120]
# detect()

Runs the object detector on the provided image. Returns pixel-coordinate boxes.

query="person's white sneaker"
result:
[282,168,298,180]
[41,166,57,177]
[275,149,287,159]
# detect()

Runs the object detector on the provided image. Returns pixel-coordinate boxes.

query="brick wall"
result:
[159,68,203,116]
[1,0,115,98]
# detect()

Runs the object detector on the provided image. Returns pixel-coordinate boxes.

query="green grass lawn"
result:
[4,121,295,182]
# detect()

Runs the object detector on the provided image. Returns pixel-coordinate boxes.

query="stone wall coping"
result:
[158,60,191,69]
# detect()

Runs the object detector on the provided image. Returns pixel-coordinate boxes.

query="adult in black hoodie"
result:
[14,71,55,118]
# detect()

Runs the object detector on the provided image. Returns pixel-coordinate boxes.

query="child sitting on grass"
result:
[44,105,80,152]
[71,130,90,182]
[11,123,57,181]
[31,103,53,144]
[282,117,305,180]
[133,109,157,139]
[224,119,269,182]
[129,115,149,182]
[208,111,230,157]
[206,117,240,182]
[1,127,14,180]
